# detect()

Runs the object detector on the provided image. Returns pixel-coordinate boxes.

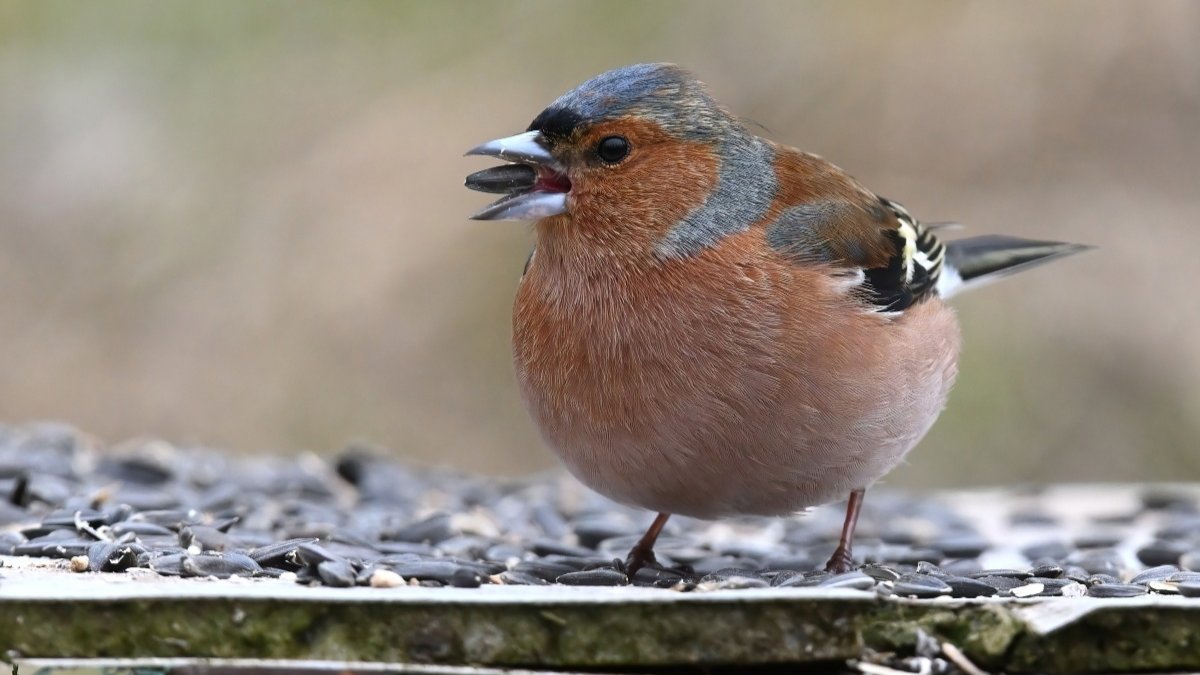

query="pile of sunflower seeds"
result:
[1,422,1198,599]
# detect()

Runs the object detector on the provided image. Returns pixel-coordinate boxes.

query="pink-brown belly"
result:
[513,256,961,519]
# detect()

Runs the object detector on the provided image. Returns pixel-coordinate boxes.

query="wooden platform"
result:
[2,550,1199,674]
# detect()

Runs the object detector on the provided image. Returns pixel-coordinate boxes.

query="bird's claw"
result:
[619,553,694,582]
[824,546,856,574]
[622,548,658,577]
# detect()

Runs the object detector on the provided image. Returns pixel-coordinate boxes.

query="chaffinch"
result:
[465,63,1088,575]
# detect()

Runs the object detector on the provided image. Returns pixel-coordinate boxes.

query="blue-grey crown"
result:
[528,63,738,142]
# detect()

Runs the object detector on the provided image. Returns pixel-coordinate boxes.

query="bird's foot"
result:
[824,546,856,573]
[622,546,659,578]
[614,554,694,585]
[620,512,674,579]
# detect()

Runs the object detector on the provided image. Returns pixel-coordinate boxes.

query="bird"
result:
[463,63,1088,577]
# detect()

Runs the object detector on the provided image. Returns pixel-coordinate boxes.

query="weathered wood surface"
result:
[2,552,1198,674]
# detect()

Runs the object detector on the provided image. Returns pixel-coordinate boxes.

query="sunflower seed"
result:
[556,568,628,586]
[1088,583,1148,598]
[893,573,952,598]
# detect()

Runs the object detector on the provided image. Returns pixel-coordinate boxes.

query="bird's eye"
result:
[596,136,630,164]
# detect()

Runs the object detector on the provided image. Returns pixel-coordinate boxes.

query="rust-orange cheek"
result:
[565,141,722,247]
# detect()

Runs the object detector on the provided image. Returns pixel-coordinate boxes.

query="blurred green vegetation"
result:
[1,1,1197,485]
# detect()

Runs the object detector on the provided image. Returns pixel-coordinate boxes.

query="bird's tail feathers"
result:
[937,235,1092,298]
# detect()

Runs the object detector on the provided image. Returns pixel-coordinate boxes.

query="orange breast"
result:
[510,173,961,517]
[514,228,787,444]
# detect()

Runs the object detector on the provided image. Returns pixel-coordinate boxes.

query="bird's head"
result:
[466,64,763,251]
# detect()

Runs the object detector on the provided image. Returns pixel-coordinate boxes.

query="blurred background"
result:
[1,1,1197,487]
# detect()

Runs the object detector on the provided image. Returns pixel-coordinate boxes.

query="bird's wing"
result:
[862,197,946,310]
[764,187,945,312]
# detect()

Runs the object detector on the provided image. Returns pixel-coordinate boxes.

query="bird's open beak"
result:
[464,131,570,221]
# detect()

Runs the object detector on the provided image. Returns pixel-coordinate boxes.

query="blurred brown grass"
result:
[1,1,1197,485]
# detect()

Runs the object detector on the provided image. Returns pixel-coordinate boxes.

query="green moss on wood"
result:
[1008,605,1200,673]
[0,598,870,665]
[0,595,1197,673]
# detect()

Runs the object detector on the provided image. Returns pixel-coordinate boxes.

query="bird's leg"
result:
[824,489,866,573]
[623,512,671,577]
